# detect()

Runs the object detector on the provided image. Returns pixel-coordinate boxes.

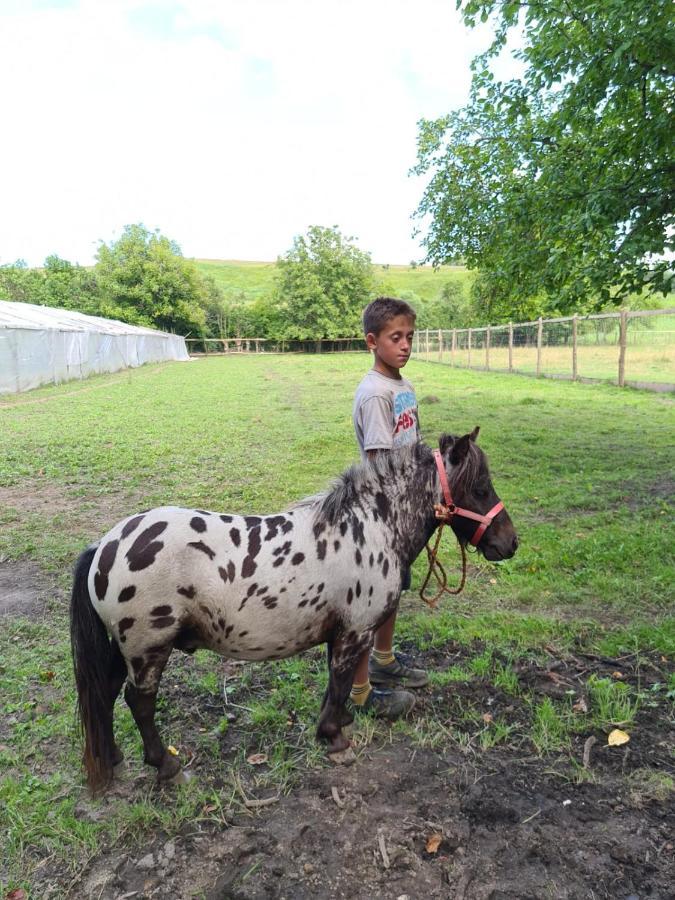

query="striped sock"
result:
[350,680,372,706]
[372,648,396,667]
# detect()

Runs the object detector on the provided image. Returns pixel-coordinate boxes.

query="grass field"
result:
[195,258,473,304]
[1,354,673,895]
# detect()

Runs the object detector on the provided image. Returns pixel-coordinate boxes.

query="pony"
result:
[70,429,518,792]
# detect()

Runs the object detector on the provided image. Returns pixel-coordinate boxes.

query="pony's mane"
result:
[290,443,433,525]
[289,437,487,524]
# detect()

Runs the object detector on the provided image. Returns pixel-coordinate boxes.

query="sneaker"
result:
[369,652,429,689]
[351,686,416,720]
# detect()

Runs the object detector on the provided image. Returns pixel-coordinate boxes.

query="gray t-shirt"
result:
[353,369,420,461]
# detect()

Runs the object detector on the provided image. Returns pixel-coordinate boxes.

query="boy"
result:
[350,297,429,718]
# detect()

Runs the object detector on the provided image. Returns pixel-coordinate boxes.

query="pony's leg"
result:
[123,645,181,781]
[320,640,354,728]
[107,640,128,766]
[317,630,370,752]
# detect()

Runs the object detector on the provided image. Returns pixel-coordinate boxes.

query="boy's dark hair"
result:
[362,296,417,337]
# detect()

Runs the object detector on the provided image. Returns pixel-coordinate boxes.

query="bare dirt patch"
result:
[70,737,674,900]
[0,560,61,618]
[0,480,149,540]
[26,642,674,899]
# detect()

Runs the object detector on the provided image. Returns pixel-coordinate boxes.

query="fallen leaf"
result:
[612,671,624,679]
[572,698,588,713]
[489,577,497,585]
[5,889,27,900]
[202,803,218,814]
[167,745,179,756]
[426,833,442,854]
[247,752,268,765]
[481,713,493,724]
[608,729,630,746]
[39,670,55,683]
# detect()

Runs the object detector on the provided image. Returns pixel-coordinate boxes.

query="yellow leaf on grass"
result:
[167,745,179,756]
[247,753,268,765]
[608,729,630,746]
[426,833,442,854]
[482,713,493,724]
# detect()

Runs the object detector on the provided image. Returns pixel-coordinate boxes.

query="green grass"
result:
[586,675,640,729]
[195,259,278,299]
[0,352,673,892]
[194,258,473,306]
[530,697,570,754]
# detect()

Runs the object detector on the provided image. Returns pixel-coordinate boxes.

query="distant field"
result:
[194,258,473,303]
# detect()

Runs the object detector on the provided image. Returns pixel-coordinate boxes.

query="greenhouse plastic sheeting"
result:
[0,300,189,394]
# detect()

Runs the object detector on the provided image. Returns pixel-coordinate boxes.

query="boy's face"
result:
[366,314,415,377]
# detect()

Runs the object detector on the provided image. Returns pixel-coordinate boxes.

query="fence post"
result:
[572,315,578,381]
[204,339,209,355]
[438,329,443,363]
[468,329,472,367]
[451,329,456,366]
[618,309,628,387]
[536,317,543,377]
[508,322,513,372]
[414,332,419,356]
[486,325,491,371]
[425,328,430,361]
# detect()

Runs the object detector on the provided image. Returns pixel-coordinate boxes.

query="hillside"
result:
[194,259,474,304]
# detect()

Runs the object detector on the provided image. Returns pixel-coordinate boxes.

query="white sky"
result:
[0,0,507,266]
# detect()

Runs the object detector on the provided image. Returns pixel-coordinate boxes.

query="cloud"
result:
[0,0,504,266]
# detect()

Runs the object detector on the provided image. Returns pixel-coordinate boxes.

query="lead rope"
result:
[419,522,467,609]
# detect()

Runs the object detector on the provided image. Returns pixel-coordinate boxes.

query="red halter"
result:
[433,449,504,547]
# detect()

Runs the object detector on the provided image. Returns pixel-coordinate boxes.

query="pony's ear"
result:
[470,426,480,442]
[438,433,454,455]
[450,432,473,464]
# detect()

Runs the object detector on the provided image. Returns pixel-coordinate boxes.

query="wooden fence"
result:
[411,308,675,392]
[184,307,674,392]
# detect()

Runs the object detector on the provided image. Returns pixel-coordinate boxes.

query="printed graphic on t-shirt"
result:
[392,390,417,448]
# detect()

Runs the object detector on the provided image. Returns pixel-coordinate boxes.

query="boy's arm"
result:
[359,395,394,455]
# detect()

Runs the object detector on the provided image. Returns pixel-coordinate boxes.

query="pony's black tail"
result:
[70,544,115,793]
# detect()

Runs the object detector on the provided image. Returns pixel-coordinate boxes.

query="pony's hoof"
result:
[328,746,356,766]
[157,753,183,782]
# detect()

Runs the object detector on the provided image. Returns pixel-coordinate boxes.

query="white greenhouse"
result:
[0,300,189,394]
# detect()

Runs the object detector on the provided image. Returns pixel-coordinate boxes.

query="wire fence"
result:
[411,309,675,392]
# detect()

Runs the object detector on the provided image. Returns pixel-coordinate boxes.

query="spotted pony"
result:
[70,429,518,791]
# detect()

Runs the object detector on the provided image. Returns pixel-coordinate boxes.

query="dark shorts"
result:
[401,566,412,591]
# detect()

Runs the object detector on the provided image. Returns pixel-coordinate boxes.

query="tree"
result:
[275,226,374,339]
[417,279,476,329]
[94,225,207,334]
[42,256,100,314]
[0,260,47,305]
[414,0,674,317]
